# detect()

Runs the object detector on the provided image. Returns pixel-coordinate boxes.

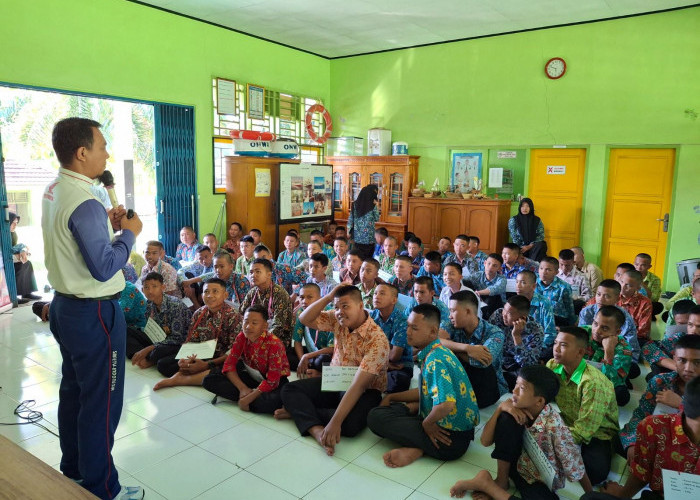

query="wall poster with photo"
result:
[279,163,333,223]
[451,152,483,192]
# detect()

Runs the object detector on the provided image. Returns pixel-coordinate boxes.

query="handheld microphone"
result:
[99,170,135,219]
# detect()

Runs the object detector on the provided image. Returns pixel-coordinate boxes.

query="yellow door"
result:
[601,148,675,281]
[528,149,587,257]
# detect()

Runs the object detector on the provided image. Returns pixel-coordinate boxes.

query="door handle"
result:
[655,213,669,232]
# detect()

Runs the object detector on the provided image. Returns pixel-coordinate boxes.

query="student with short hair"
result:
[546,327,619,485]
[324,221,338,245]
[583,376,700,500]
[437,236,454,264]
[515,270,556,356]
[536,256,576,326]
[202,305,291,414]
[467,253,507,318]
[310,229,337,261]
[416,250,445,294]
[378,235,399,275]
[331,236,349,273]
[358,258,381,308]
[665,278,700,327]
[617,269,653,342]
[390,255,416,296]
[279,285,390,456]
[198,250,251,306]
[440,290,506,407]
[223,222,243,259]
[339,248,362,285]
[572,246,603,290]
[303,252,337,297]
[370,283,412,393]
[201,233,219,254]
[254,245,307,295]
[304,239,334,279]
[440,262,471,307]
[178,244,215,306]
[634,252,662,303]
[373,226,388,258]
[557,248,591,313]
[450,365,591,500]
[444,234,479,276]
[665,298,695,335]
[644,304,700,377]
[489,295,544,391]
[466,235,488,271]
[277,231,306,268]
[141,240,181,298]
[292,283,333,377]
[405,236,424,274]
[368,303,478,467]
[235,235,256,275]
[334,225,347,240]
[248,228,263,246]
[175,225,199,263]
[501,243,525,279]
[583,306,634,406]
[664,267,700,314]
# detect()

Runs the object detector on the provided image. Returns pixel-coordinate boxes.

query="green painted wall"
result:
[0,0,330,235]
[329,8,700,289]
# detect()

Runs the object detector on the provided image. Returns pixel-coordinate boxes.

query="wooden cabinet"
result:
[407,198,511,254]
[224,156,301,256]
[327,156,419,242]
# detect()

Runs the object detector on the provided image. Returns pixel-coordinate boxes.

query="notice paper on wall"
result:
[322,365,359,392]
[255,168,271,197]
[488,168,503,188]
[216,78,236,115]
[144,318,167,344]
[497,151,517,159]
[662,469,700,499]
[523,431,556,490]
[176,339,217,360]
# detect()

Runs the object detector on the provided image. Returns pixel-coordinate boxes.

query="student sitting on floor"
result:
[198,251,251,307]
[546,327,619,485]
[141,240,181,298]
[254,245,307,296]
[579,280,641,370]
[331,236,349,273]
[467,253,507,318]
[358,258,382,309]
[370,283,412,393]
[634,253,663,316]
[536,256,576,326]
[179,244,215,306]
[440,262,471,307]
[324,221,337,246]
[175,225,199,263]
[294,252,336,300]
[339,248,362,285]
[665,278,699,327]
[128,272,192,370]
[304,239,334,279]
[248,228,263,247]
[378,235,399,275]
[440,290,506,407]
[368,303,479,467]
[644,304,700,377]
[450,365,591,500]
[466,235,488,271]
[619,334,700,463]
[373,227,388,258]
[390,255,416,296]
[663,266,700,318]
[235,235,256,275]
[202,305,291,414]
[406,276,457,338]
[292,283,334,378]
[582,375,700,500]
[515,270,556,360]
[416,251,445,295]
[405,236,424,275]
[488,295,544,392]
[501,243,526,279]
[664,298,694,336]
[617,269,652,343]
[278,285,389,456]
[613,262,645,295]
[277,231,306,268]
[572,246,603,291]
[222,221,243,259]
[153,278,242,390]
[444,234,479,277]
[557,248,591,314]
[437,235,454,264]
[582,306,633,406]
[310,229,337,261]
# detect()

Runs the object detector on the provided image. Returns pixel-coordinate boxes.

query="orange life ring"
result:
[305,104,333,144]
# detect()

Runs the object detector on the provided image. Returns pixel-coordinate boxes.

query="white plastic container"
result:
[392,141,408,155]
[233,139,271,157]
[270,139,299,158]
[367,128,392,156]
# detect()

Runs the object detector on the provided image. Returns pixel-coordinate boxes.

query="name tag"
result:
[321,365,358,392]
[377,270,393,282]
[571,285,581,297]
[176,339,217,359]
[522,431,556,490]
[662,469,700,499]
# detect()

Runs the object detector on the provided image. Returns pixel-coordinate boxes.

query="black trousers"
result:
[581,437,613,485]
[125,327,180,367]
[14,260,37,296]
[581,491,662,500]
[523,241,547,263]
[628,362,641,380]
[573,299,586,315]
[460,361,500,408]
[280,377,381,437]
[480,295,504,320]
[386,366,413,394]
[367,403,473,461]
[202,362,288,414]
[615,384,631,407]
[490,412,559,500]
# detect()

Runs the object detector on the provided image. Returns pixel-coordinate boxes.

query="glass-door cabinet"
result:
[386,167,405,223]
[332,168,345,220]
[368,170,384,218]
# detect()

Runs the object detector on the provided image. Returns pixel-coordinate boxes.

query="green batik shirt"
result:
[642,271,662,302]
[581,325,633,388]
[417,339,480,432]
[546,358,619,444]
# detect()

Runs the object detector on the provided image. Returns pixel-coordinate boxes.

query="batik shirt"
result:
[408,255,424,275]
[199,270,251,304]
[331,254,347,273]
[502,262,526,279]
[529,292,557,347]
[470,271,507,302]
[162,255,181,271]
[580,325,633,388]
[321,243,337,261]
[357,282,378,310]
[277,248,306,268]
[305,275,337,298]
[518,257,540,273]
[620,372,683,449]
[546,358,619,444]
[468,250,489,271]
[642,271,662,302]
[449,319,507,394]
[416,268,445,295]
[618,293,653,341]
[271,262,307,295]
[557,267,592,301]
[444,253,479,277]
[370,306,412,369]
[122,263,138,284]
[439,284,472,308]
[316,310,389,392]
[577,261,603,291]
[440,251,455,264]
[536,276,575,323]
[140,260,181,298]
[240,284,293,346]
[516,404,586,491]
[488,309,543,371]
[235,255,255,276]
[120,280,147,329]
[222,331,290,392]
[175,241,199,262]
[339,267,361,285]
[629,413,700,494]
[145,293,192,346]
[579,303,640,362]
[389,276,415,297]
[378,254,397,275]
[508,218,545,246]
[417,339,479,432]
[643,331,687,366]
[222,238,241,260]
[347,206,380,245]
[292,308,333,351]
[186,303,242,358]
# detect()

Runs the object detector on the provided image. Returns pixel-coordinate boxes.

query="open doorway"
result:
[0,86,157,291]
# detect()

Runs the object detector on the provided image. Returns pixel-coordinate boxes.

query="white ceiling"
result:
[132,0,698,58]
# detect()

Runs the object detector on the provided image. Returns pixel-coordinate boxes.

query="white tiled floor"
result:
[0,303,654,499]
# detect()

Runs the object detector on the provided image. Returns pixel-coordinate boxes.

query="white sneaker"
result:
[114,486,145,499]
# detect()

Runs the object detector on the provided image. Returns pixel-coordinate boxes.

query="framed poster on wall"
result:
[278,163,333,224]
[246,84,265,120]
[451,152,483,192]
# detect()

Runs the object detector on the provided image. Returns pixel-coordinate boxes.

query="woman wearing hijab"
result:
[347,184,380,260]
[9,212,41,303]
[507,198,547,262]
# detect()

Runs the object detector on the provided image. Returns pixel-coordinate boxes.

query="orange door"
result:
[528,149,587,256]
[601,148,675,281]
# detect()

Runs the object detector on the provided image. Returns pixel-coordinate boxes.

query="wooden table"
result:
[0,435,98,499]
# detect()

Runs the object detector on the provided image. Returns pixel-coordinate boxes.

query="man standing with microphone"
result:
[42,118,144,500]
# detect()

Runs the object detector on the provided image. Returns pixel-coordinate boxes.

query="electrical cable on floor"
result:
[0,400,60,438]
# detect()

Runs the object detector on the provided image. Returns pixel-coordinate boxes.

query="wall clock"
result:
[545,57,566,79]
